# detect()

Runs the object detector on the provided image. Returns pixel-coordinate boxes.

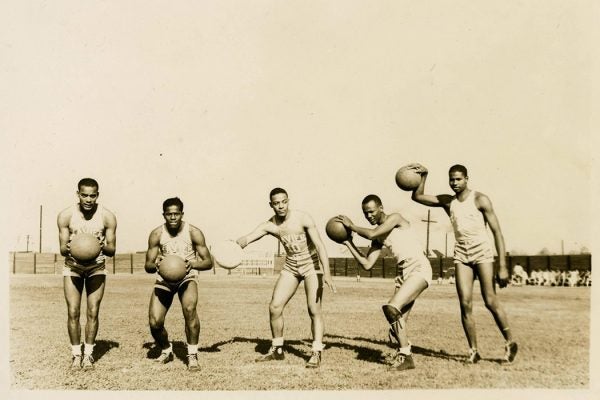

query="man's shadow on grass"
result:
[143,339,234,363]
[143,335,507,365]
[94,340,119,362]
[324,333,485,363]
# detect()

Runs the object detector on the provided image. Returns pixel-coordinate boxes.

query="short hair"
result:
[269,187,288,200]
[78,178,99,191]
[361,194,382,207]
[163,197,184,213]
[448,164,468,177]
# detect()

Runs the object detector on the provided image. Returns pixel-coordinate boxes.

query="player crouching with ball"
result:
[144,197,213,371]
[334,195,431,371]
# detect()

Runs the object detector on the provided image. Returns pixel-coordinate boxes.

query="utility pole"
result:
[26,234,30,252]
[421,210,437,257]
[445,232,448,258]
[561,240,564,255]
[39,205,43,253]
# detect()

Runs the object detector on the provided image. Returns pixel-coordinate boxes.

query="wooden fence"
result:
[8,252,591,279]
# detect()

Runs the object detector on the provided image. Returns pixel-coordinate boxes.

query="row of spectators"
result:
[439,264,591,287]
[511,264,591,287]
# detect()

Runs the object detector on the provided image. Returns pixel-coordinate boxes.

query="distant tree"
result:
[538,247,551,255]
[580,246,590,254]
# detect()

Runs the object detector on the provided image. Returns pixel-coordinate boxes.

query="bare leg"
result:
[149,288,175,350]
[64,276,84,346]
[268,271,300,339]
[455,262,477,350]
[178,281,200,345]
[83,275,106,344]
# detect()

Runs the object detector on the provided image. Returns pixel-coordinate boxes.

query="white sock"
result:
[399,345,411,355]
[312,341,324,352]
[83,343,95,356]
[187,344,198,355]
[71,344,82,356]
[272,337,284,347]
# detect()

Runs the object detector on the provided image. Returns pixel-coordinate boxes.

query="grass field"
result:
[9,273,590,391]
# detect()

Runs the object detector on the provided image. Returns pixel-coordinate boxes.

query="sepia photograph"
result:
[1,1,597,399]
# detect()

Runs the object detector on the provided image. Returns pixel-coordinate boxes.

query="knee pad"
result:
[382,304,402,324]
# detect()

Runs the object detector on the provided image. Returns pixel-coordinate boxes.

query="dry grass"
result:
[9,273,590,390]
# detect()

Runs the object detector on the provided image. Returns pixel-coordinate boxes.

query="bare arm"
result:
[236,221,272,249]
[189,225,213,271]
[144,228,162,273]
[336,213,403,241]
[408,163,453,212]
[57,209,72,257]
[304,214,336,293]
[477,193,509,287]
[343,239,382,271]
[102,209,117,257]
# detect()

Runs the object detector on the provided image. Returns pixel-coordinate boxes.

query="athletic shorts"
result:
[453,240,494,266]
[397,256,432,287]
[154,270,198,294]
[282,253,322,279]
[63,263,107,279]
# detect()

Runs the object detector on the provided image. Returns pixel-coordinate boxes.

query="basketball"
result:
[211,240,244,269]
[395,164,422,191]
[158,255,188,282]
[325,218,350,243]
[69,233,101,262]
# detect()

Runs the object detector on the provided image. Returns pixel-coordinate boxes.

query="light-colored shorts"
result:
[282,253,322,279]
[154,270,198,294]
[63,263,107,279]
[454,240,494,266]
[397,256,432,287]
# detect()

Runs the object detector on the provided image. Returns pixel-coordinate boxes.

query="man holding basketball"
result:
[57,178,117,370]
[335,195,431,371]
[144,197,213,371]
[236,188,336,368]
[409,163,518,363]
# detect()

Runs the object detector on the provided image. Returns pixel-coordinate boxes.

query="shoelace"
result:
[391,354,406,366]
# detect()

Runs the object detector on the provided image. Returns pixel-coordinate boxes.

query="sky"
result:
[1,0,594,258]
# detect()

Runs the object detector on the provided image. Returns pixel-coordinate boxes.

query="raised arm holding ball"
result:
[409,163,518,364]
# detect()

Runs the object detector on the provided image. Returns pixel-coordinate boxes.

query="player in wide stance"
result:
[410,163,518,363]
[57,178,117,370]
[144,197,213,371]
[335,195,432,371]
[236,188,336,368]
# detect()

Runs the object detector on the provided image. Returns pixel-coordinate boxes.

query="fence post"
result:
[12,252,16,274]
[344,258,348,277]
[33,253,37,274]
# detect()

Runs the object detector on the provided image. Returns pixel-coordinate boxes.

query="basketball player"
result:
[236,188,336,368]
[409,163,518,363]
[335,195,431,371]
[144,197,213,371]
[57,178,117,370]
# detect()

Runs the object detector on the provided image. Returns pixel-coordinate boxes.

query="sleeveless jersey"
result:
[449,191,491,246]
[159,222,196,263]
[381,225,426,265]
[66,204,107,267]
[280,230,318,265]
